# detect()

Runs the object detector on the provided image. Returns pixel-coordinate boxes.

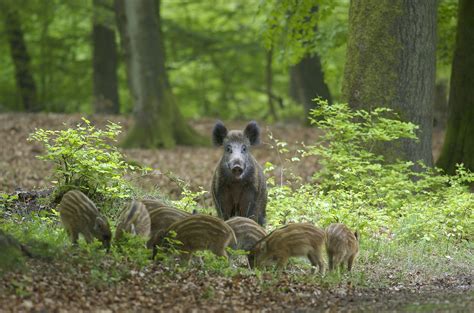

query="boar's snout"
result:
[228,158,245,178]
[231,164,244,176]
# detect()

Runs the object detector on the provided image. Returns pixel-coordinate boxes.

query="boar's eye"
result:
[225,145,232,153]
[242,145,247,153]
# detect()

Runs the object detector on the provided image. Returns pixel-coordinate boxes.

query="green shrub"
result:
[28,118,149,210]
[265,99,474,242]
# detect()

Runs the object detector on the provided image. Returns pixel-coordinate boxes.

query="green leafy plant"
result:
[265,99,474,243]
[28,118,149,207]
[0,193,19,218]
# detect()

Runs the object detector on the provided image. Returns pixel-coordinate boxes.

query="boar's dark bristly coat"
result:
[211,121,267,226]
[58,190,112,250]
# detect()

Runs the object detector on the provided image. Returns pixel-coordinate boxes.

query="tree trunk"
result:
[289,53,332,123]
[437,0,474,174]
[1,3,39,112]
[118,0,204,148]
[433,80,448,130]
[92,0,120,114]
[266,47,278,120]
[342,0,436,167]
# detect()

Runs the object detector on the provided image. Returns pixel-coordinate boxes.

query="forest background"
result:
[0,0,473,311]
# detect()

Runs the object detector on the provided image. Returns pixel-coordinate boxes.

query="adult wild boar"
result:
[211,121,267,225]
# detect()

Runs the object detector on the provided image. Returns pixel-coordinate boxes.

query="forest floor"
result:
[0,113,472,312]
[0,113,447,197]
[0,254,472,312]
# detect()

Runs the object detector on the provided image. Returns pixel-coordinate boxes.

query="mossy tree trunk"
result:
[342,0,436,167]
[1,2,39,112]
[290,53,332,123]
[92,0,120,114]
[118,0,204,148]
[437,0,474,174]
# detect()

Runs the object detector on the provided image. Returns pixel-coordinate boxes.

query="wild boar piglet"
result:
[226,216,266,265]
[326,223,359,271]
[59,190,111,250]
[115,200,151,241]
[250,223,326,273]
[154,214,237,261]
[145,205,191,251]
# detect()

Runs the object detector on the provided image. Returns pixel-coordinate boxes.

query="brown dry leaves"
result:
[0,257,337,312]
[0,113,321,198]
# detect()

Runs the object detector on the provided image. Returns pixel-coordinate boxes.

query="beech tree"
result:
[117,0,204,148]
[290,53,332,122]
[342,0,437,166]
[1,1,38,111]
[92,0,120,114]
[437,0,474,174]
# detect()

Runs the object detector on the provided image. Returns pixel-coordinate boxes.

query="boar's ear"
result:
[244,121,260,145]
[212,120,228,146]
[354,231,359,241]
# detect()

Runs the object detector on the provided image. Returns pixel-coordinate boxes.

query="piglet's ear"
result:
[244,121,260,145]
[212,121,228,146]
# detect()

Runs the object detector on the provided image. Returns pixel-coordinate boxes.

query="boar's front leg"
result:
[212,186,225,219]
[239,187,259,223]
[213,187,234,220]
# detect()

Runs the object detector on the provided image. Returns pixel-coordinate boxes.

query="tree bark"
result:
[342,0,436,167]
[289,53,332,123]
[93,0,120,114]
[1,3,39,112]
[436,0,474,174]
[118,0,204,148]
[433,80,448,130]
[266,47,278,120]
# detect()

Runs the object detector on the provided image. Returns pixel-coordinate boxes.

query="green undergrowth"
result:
[27,118,150,212]
[1,212,472,290]
[265,100,473,244]
[1,101,473,290]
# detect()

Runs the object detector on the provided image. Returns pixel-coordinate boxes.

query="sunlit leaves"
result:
[27,118,149,209]
[265,100,474,243]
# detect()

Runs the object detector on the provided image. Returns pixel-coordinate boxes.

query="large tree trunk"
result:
[289,53,332,123]
[92,0,120,114]
[437,0,474,174]
[342,0,436,167]
[118,0,203,148]
[1,3,39,112]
